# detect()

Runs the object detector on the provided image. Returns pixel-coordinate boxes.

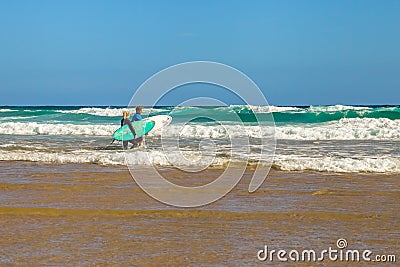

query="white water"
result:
[1,147,399,173]
[1,118,399,140]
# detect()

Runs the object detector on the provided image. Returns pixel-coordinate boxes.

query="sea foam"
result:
[1,148,398,173]
[1,118,399,140]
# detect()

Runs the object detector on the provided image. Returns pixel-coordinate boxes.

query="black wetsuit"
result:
[120,118,136,149]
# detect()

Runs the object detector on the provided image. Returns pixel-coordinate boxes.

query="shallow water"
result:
[0,162,398,265]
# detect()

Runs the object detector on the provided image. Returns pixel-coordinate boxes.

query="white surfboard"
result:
[144,115,172,134]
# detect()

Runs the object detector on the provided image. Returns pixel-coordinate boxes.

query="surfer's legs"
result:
[123,140,136,149]
[125,137,143,149]
[135,137,144,148]
[123,138,143,149]
[123,140,129,150]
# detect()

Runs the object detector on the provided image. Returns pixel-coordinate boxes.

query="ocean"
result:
[1,105,399,265]
[0,105,399,173]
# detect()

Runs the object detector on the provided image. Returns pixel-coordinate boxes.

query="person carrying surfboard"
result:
[131,106,144,147]
[120,111,137,149]
[132,106,143,122]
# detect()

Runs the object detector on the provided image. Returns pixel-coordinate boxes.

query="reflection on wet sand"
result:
[0,162,398,265]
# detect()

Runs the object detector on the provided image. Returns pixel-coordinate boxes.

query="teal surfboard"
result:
[112,120,155,141]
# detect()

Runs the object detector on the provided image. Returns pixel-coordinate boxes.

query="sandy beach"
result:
[0,161,398,266]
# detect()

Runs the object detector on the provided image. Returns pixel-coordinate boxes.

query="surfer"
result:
[131,106,144,147]
[121,111,137,149]
[132,106,143,122]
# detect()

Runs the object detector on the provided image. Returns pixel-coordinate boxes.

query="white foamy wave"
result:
[0,122,116,136]
[276,118,400,140]
[235,104,372,113]
[273,155,400,173]
[56,107,133,117]
[0,150,126,165]
[0,149,228,167]
[1,149,399,173]
[56,107,169,117]
[0,144,42,149]
[125,150,227,166]
[247,105,301,113]
[308,104,371,112]
[1,118,398,140]
[0,122,271,138]
[161,124,273,139]
[161,118,400,140]
[228,105,300,113]
[0,108,18,112]
[337,117,399,128]
[23,109,43,112]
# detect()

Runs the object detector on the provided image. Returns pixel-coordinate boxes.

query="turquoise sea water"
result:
[1,105,399,124]
[0,105,399,172]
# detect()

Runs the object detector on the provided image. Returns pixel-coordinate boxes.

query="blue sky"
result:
[0,0,399,106]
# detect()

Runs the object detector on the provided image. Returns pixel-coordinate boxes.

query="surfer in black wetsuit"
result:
[121,111,136,150]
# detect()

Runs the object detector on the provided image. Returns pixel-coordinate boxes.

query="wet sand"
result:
[0,161,398,266]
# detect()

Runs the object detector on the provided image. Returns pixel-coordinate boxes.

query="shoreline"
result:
[1,159,399,175]
[1,161,398,265]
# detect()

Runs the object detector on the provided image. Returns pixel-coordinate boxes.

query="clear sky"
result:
[0,0,399,106]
